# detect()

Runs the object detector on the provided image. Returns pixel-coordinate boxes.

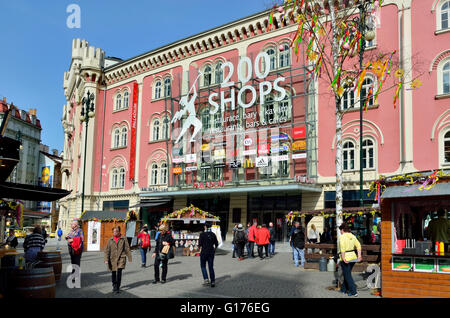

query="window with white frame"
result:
[360,77,375,106]
[265,47,277,72]
[279,44,290,68]
[152,119,160,141]
[343,88,355,110]
[343,141,355,171]
[201,109,211,132]
[160,163,168,184]
[440,1,450,30]
[154,81,162,99]
[203,65,212,86]
[362,139,375,169]
[111,168,118,188]
[113,129,120,148]
[162,116,170,140]
[121,127,128,147]
[123,91,129,109]
[151,163,158,185]
[443,61,450,94]
[115,94,122,111]
[119,168,125,188]
[215,62,223,84]
[444,130,450,163]
[164,78,171,97]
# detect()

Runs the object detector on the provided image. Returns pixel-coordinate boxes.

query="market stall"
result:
[160,205,221,256]
[377,170,450,298]
[80,210,139,252]
[286,207,381,272]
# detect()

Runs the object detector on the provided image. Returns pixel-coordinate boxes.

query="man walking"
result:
[289,221,305,268]
[198,222,219,287]
[233,224,247,260]
[268,222,276,256]
[247,221,257,258]
[255,224,270,259]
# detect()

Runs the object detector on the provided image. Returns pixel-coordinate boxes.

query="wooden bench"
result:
[303,243,381,272]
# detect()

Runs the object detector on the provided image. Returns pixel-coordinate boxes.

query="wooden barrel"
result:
[36,251,62,281]
[12,267,56,298]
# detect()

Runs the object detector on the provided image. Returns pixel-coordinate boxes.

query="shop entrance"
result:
[247,194,302,242]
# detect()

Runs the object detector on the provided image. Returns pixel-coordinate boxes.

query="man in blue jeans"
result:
[289,221,305,268]
[198,222,219,287]
[137,225,150,267]
[268,222,276,256]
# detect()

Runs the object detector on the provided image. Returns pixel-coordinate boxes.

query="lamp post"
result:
[354,2,376,207]
[80,91,95,215]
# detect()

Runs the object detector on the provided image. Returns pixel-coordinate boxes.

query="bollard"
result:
[327,257,336,272]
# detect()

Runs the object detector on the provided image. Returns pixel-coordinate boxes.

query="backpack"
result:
[141,233,150,249]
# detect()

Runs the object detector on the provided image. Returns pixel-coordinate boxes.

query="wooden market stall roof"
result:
[161,205,220,223]
[80,210,130,221]
[286,206,380,218]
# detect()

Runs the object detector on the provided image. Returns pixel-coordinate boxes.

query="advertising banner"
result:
[293,126,306,139]
[272,155,289,162]
[185,153,197,163]
[292,153,307,159]
[292,140,307,151]
[256,156,269,167]
[173,167,182,174]
[88,221,101,251]
[129,82,138,180]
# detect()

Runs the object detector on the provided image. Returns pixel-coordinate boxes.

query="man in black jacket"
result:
[199,222,219,287]
[268,222,276,257]
[152,224,174,284]
[289,221,305,268]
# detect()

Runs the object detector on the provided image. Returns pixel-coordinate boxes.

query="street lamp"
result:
[353,2,376,207]
[80,91,95,215]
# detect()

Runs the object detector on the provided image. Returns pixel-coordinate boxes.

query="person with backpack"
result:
[255,224,270,259]
[65,219,84,281]
[233,224,247,260]
[104,226,132,294]
[198,222,219,287]
[137,225,151,268]
[289,221,305,268]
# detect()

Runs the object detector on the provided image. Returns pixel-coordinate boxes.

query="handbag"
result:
[168,246,175,259]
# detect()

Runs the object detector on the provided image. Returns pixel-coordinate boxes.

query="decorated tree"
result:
[269,0,422,238]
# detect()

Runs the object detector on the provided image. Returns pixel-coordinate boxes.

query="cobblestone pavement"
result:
[30,238,379,299]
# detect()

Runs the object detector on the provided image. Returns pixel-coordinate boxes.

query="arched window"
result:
[162,116,170,140]
[119,168,125,188]
[215,62,223,84]
[113,129,120,148]
[151,164,158,185]
[121,127,128,147]
[441,1,450,29]
[279,44,290,68]
[154,81,162,99]
[123,91,129,109]
[264,95,275,124]
[152,119,160,141]
[444,130,450,163]
[201,109,210,131]
[115,94,122,111]
[203,65,212,86]
[443,61,450,94]
[362,139,375,169]
[111,168,118,188]
[278,94,291,121]
[265,47,277,72]
[360,77,374,106]
[164,78,171,97]
[160,163,168,184]
[343,141,355,171]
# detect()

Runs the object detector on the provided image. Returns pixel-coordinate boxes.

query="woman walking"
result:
[152,224,174,284]
[104,226,132,294]
[338,223,362,297]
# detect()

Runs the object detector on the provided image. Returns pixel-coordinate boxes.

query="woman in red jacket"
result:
[255,224,271,259]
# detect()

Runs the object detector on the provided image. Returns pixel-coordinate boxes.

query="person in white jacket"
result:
[308,224,319,243]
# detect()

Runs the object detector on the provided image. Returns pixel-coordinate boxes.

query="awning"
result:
[140,183,321,198]
[381,182,450,199]
[130,198,173,208]
[0,182,71,201]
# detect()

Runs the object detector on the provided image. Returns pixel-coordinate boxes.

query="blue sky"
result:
[0,0,275,151]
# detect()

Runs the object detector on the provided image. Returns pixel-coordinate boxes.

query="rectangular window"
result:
[443,12,448,29]
[232,208,241,224]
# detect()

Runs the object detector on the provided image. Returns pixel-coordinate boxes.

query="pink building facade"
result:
[59,0,450,239]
